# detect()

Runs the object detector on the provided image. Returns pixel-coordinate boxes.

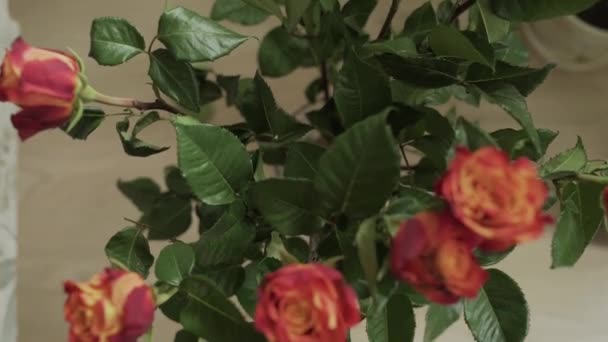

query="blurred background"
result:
[5,0,608,341]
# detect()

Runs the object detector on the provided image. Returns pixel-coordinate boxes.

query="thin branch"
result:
[377,0,402,40]
[450,0,477,23]
[320,62,330,102]
[399,143,412,170]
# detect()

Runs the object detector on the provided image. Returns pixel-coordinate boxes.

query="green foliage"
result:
[424,303,461,342]
[105,227,154,278]
[367,292,416,342]
[491,0,600,22]
[155,242,195,286]
[89,17,145,66]
[149,49,200,112]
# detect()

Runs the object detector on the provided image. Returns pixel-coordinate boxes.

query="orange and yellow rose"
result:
[254,264,361,342]
[390,211,488,304]
[64,268,155,342]
[437,147,552,251]
[0,38,80,140]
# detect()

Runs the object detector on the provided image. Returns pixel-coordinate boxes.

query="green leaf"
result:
[117,177,161,213]
[464,269,529,342]
[390,82,452,106]
[116,118,170,157]
[236,257,282,316]
[377,55,461,89]
[424,303,461,342]
[165,166,191,196]
[248,178,323,235]
[402,1,437,44]
[258,27,313,77]
[284,142,325,180]
[174,330,199,342]
[155,242,195,286]
[158,7,249,62]
[356,218,379,296]
[315,114,401,219]
[242,0,284,19]
[199,79,223,105]
[204,265,246,297]
[540,137,587,179]
[175,116,253,205]
[149,49,200,112]
[342,0,378,29]
[552,180,605,268]
[367,293,416,342]
[429,26,495,68]
[453,117,498,150]
[491,0,599,22]
[475,0,510,43]
[475,247,515,267]
[89,17,145,66]
[467,62,555,97]
[211,0,269,25]
[64,108,105,140]
[384,186,443,235]
[142,194,193,240]
[361,37,417,59]
[179,276,263,342]
[494,32,529,66]
[335,50,391,128]
[492,128,558,161]
[196,203,255,267]
[105,227,154,278]
[281,237,310,262]
[217,74,241,106]
[476,82,541,154]
[286,0,312,30]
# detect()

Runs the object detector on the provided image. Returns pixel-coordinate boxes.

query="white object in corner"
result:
[522,16,608,72]
[0,0,19,341]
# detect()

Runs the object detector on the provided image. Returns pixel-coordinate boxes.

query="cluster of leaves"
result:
[71,0,608,341]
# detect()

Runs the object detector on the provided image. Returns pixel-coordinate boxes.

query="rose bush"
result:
[4,0,608,341]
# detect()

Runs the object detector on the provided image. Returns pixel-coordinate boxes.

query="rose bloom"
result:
[254,264,361,342]
[390,211,488,304]
[0,38,80,140]
[64,269,155,342]
[438,147,552,251]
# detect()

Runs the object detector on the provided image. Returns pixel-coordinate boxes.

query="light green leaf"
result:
[236,258,282,316]
[491,0,599,22]
[367,293,416,342]
[424,303,461,342]
[315,114,401,219]
[155,242,195,286]
[158,7,249,62]
[211,0,268,25]
[258,26,313,77]
[105,227,154,278]
[174,116,253,205]
[464,269,529,342]
[286,0,312,30]
[356,218,378,296]
[429,26,495,68]
[453,117,498,150]
[149,49,200,112]
[540,137,587,179]
[362,37,417,59]
[552,180,605,268]
[475,0,510,43]
[335,50,391,127]
[89,17,145,66]
[402,1,437,43]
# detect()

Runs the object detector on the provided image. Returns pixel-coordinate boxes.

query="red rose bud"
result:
[254,264,361,342]
[64,269,155,342]
[0,38,81,140]
[438,147,552,252]
[390,211,488,304]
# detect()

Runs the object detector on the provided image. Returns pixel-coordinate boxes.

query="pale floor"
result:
[9,0,608,341]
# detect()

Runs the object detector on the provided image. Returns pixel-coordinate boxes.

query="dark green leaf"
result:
[105,227,154,278]
[64,108,105,140]
[117,177,161,212]
[175,116,253,205]
[242,0,284,19]
[491,0,599,22]
[211,0,269,25]
[315,114,401,219]
[143,194,193,240]
[286,0,312,30]
[149,49,200,112]
[236,258,282,316]
[436,0,456,24]
[493,32,529,66]
[390,81,452,106]
[281,237,310,262]
[540,137,587,179]
[179,276,262,342]
[367,293,416,342]
[356,218,379,296]
[305,78,324,103]
[199,79,222,105]
[160,290,188,322]
[204,264,246,296]
[116,118,170,157]
[429,26,495,67]
[175,330,199,342]
[342,0,377,29]
[384,186,443,235]
[424,303,461,342]
[133,112,164,136]
[362,37,417,59]
[248,178,323,235]
[453,117,498,150]
[335,50,391,128]
[217,75,241,106]
[467,62,555,97]
[464,269,529,342]
[158,7,249,62]
[165,166,191,196]
[258,27,313,77]
[552,180,605,268]
[155,242,195,286]
[475,0,510,43]
[284,142,325,180]
[89,17,145,66]
[492,128,558,161]
[402,1,437,44]
[475,247,514,267]
[378,54,461,89]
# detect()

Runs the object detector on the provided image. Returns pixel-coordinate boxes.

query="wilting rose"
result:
[0,38,80,140]
[64,269,155,342]
[254,264,361,342]
[437,147,552,251]
[390,211,488,304]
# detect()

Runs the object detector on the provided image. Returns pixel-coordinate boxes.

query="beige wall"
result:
[9,0,608,341]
